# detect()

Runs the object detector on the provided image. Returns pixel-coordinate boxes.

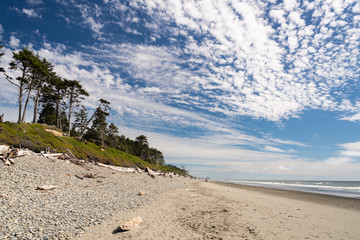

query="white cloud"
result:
[264,146,285,153]
[340,113,360,122]
[283,0,298,11]
[78,4,104,36]
[22,8,41,18]
[26,0,43,5]
[339,141,360,152]
[9,36,20,48]
[325,157,354,165]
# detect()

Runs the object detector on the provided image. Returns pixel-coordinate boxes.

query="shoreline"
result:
[212,180,360,211]
[79,180,360,239]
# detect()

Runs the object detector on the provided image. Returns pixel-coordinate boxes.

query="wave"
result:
[225,180,360,198]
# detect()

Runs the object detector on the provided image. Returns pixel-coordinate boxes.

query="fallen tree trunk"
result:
[145,167,156,178]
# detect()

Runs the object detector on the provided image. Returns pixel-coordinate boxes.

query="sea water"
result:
[223,180,360,199]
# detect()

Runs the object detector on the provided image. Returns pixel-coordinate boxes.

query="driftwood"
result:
[41,153,63,158]
[97,163,137,173]
[1,147,20,166]
[36,185,57,190]
[145,167,156,178]
[119,217,143,231]
[75,174,84,180]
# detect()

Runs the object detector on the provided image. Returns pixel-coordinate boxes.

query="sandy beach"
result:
[2,155,360,239]
[79,180,360,240]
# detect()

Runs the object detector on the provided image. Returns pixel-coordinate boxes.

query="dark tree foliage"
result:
[107,123,119,148]
[73,105,88,136]
[32,58,54,123]
[135,135,149,161]
[38,103,56,126]
[84,99,111,147]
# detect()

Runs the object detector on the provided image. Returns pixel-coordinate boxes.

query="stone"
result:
[119,217,143,231]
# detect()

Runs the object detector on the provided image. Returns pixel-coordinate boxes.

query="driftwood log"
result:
[36,185,57,190]
[145,167,156,178]
[1,147,20,166]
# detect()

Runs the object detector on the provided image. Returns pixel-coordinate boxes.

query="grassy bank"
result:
[0,122,188,176]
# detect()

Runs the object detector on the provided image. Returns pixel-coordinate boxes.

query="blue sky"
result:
[0,0,360,180]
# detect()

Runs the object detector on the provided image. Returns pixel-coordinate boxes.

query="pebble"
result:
[0,155,194,239]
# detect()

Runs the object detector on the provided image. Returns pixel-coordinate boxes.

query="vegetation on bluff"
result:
[0,122,189,176]
[0,45,189,176]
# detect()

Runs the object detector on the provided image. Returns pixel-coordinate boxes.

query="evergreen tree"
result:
[79,98,110,139]
[21,53,49,123]
[135,135,150,161]
[73,105,88,136]
[7,48,34,123]
[84,99,111,147]
[148,148,165,165]
[107,123,119,148]
[37,103,56,126]
[63,79,89,136]
[32,58,54,123]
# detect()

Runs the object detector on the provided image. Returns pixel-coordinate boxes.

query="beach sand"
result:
[78,181,360,240]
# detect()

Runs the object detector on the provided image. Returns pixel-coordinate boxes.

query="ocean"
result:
[223,180,360,199]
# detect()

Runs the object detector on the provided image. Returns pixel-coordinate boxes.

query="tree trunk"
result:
[32,87,41,123]
[17,70,26,124]
[67,92,73,136]
[79,105,101,139]
[56,99,61,129]
[18,83,23,123]
[22,76,36,123]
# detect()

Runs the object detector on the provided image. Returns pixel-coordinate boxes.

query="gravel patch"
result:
[0,154,195,239]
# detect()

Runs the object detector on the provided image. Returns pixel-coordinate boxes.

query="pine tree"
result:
[7,48,34,123]
[79,98,110,139]
[38,103,56,126]
[73,105,88,136]
[63,79,89,136]
[21,53,49,123]
[107,123,119,148]
[135,135,150,161]
[84,99,111,147]
[32,58,54,123]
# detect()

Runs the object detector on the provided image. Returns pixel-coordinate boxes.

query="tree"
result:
[148,148,165,165]
[79,98,110,139]
[21,53,49,123]
[73,105,88,136]
[7,48,35,123]
[37,103,56,126]
[107,123,119,148]
[32,58,54,123]
[135,135,150,161]
[63,79,89,136]
[84,99,111,147]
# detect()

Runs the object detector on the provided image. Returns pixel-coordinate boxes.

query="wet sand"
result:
[78,181,360,240]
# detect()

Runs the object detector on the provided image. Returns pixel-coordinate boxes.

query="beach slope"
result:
[79,181,360,240]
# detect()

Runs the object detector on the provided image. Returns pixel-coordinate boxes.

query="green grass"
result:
[0,122,189,175]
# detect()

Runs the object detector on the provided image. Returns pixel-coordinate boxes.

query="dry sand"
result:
[78,181,360,240]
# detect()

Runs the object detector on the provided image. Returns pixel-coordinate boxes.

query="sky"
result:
[0,0,359,180]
